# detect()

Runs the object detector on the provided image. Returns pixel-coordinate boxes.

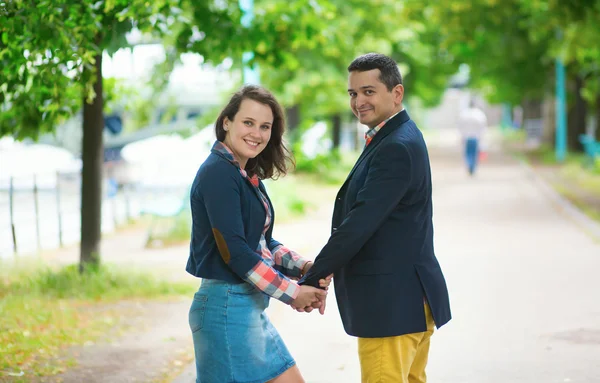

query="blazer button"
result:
[332,227,338,231]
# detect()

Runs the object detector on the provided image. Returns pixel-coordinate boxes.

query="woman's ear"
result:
[223,117,231,131]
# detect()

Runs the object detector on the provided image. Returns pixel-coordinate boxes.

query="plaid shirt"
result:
[364,110,402,147]
[213,142,309,304]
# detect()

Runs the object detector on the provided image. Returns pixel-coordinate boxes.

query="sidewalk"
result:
[31,128,600,383]
[176,129,600,382]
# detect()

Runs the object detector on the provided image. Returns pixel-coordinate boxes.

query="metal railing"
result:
[0,171,187,258]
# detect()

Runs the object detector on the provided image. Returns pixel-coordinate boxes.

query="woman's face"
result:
[223,99,273,169]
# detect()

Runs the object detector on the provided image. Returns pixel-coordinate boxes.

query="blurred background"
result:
[1,1,599,382]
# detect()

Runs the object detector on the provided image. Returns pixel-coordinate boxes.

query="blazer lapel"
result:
[213,150,266,212]
[343,110,411,184]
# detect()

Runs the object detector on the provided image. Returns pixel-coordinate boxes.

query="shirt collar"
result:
[211,141,260,185]
[365,109,404,144]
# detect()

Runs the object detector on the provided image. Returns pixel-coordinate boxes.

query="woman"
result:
[186,85,331,383]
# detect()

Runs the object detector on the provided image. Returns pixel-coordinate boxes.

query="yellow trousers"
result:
[358,304,435,383]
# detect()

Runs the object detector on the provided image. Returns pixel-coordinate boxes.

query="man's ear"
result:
[393,84,404,105]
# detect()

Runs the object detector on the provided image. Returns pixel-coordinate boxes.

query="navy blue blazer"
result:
[185,148,282,282]
[299,110,451,338]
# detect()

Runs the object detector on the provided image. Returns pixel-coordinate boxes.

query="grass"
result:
[0,262,196,381]
[504,138,600,224]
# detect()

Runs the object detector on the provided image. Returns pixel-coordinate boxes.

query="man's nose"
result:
[355,94,367,108]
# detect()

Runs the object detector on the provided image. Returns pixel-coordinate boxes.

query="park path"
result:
[22,128,600,383]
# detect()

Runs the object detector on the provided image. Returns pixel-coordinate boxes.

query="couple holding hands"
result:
[185,53,451,383]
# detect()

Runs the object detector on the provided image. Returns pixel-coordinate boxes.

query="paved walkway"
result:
[176,129,600,382]
[32,128,600,382]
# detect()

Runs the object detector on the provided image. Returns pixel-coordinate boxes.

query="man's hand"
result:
[319,274,333,290]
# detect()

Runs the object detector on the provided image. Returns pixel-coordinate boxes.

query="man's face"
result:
[348,69,403,129]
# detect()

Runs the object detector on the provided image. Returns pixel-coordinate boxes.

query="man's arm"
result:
[299,141,413,287]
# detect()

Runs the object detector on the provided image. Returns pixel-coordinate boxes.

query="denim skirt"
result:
[189,279,296,383]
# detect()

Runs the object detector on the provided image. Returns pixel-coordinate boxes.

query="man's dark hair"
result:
[347,53,403,91]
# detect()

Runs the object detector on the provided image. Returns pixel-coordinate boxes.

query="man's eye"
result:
[366,90,374,95]
[349,92,356,97]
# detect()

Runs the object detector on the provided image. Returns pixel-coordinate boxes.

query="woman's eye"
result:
[261,125,271,130]
[244,121,252,126]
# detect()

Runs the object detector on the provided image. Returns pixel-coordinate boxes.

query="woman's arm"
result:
[200,166,300,304]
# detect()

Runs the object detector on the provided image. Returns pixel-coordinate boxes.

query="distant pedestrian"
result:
[458,99,488,175]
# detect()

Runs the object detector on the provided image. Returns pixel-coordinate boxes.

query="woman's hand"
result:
[291,285,327,310]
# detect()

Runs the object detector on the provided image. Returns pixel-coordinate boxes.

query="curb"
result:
[517,159,600,243]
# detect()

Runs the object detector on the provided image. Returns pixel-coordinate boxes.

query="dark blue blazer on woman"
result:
[185,147,282,282]
[299,110,452,338]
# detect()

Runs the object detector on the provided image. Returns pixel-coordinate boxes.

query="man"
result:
[298,53,451,383]
[458,98,488,175]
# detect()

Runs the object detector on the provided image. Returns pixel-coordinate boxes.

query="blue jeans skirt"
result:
[189,278,296,383]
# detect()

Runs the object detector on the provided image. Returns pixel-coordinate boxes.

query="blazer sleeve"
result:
[200,165,300,304]
[299,141,413,287]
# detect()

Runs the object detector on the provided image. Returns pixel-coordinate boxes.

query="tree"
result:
[240,0,456,146]
[404,0,553,107]
[3,0,367,267]
[519,0,600,147]
[0,0,248,269]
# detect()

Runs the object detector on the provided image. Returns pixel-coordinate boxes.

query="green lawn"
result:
[0,262,195,381]
[508,141,600,225]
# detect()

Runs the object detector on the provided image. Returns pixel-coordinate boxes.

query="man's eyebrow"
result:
[348,85,376,92]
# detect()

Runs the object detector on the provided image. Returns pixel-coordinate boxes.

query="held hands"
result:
[291,273,333,315]
[290,285,327,312]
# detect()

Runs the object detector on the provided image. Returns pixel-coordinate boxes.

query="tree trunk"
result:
[521,99,543,120]
[521,99,543,145]
[331,114,341,149]
[542,95,556,145]
[567,75,587,152]
[286,105,300,133]
[80,51,104,271]
[350,112,361,150]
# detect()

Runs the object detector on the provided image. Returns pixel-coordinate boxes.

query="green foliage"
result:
[404,0,553,105]
[293,146,357,184]
[294,147,341,175]
[264,177,312,221]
